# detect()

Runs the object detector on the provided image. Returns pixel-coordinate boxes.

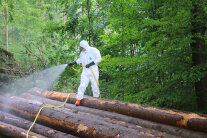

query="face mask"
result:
[80,47,86,52]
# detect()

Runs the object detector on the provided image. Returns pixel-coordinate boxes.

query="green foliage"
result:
[1,0,207,113]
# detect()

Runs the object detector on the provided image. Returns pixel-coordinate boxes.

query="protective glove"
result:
[86,61,95,68]
[68,61,77,67]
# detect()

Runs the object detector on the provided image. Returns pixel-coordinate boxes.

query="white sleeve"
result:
[94,49,102,64]
[76,58,81,64]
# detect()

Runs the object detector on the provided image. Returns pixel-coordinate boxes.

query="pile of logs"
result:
[0,87,206,138]
[0,48,25,88]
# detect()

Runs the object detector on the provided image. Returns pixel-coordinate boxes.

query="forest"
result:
[0,0,207,113]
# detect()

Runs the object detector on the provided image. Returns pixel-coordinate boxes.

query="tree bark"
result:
[29,88,207,133]
[20,93,180,138]
[0,110,77,138]
[0,95,153,138]
[191,0,207,111]
[21,93,207,138]
[0,121,46,138]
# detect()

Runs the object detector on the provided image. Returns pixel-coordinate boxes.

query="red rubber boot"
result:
[75,100,81,106]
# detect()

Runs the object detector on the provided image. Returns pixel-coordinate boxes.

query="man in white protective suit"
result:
[68,40,102,106]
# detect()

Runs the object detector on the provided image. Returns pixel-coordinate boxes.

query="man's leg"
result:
[91,71,99,98]
[77,73,89,100]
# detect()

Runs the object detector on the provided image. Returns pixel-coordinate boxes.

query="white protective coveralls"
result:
[76,40,102,100]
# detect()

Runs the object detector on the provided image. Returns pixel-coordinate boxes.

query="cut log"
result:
[21,93,207,138]
[20,93,178,138]
[0,120,46,138]
[29,88,207,133]
[0,95,152,138]
[0,110,77,138]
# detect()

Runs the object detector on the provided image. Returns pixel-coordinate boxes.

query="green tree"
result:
[190,0,207,111]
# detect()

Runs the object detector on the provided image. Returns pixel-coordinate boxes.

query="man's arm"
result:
[94,49,102,64]
[76,58,81,64]
[86,49,102,68]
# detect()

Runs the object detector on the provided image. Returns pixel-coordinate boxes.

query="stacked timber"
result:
[28,88,207,132]
[0,87,206,138]
[0,110,77,138]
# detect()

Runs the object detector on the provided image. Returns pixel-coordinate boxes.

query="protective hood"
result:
[80,40,89,50]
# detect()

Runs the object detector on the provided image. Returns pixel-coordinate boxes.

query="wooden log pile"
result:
[0,48,25,88]
[0,87,206,138]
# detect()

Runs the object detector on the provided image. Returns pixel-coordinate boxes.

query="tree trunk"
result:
[0,110,77,138]
[6,24,8,51]
[38,46,46,68]
[21,93,207,138]
[0,121,46,138]
[87,0,91,45]
[131,44,136,57]
[121,0,125,57]
[0,95,153,138]
[63,7,66,24]
[134,43,137,56]
[6,4,8,51]
[29,88,207,133]
[191,0,207,111]
[2,3,9,51]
